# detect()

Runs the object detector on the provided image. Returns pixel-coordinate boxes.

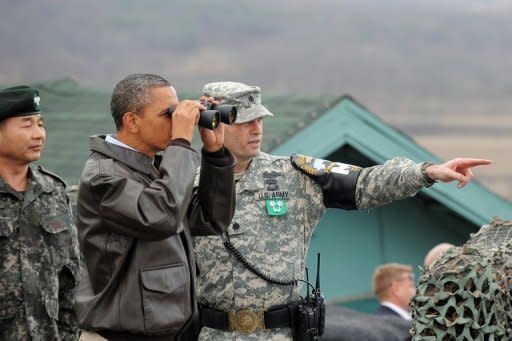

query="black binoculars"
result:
[167,102,237,130]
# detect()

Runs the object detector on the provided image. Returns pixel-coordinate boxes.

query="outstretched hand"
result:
[426,158,492,188]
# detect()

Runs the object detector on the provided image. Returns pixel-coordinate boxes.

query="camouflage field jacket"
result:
[194,152,431,340]
[0,164,80,341]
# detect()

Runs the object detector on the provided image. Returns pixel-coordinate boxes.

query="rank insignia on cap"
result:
[34,95,41,110]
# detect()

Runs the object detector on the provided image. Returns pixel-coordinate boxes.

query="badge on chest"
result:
[265,198,287,216]
[260,171,288,217]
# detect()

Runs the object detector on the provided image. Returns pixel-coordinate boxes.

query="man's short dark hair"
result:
[110,73,170,130]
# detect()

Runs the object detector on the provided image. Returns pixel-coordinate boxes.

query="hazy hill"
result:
[1,0,511,97]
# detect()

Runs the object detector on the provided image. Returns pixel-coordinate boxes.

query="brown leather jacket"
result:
[74,135,235,339]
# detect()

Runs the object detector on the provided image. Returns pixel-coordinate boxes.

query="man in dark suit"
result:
[373,263,416,320]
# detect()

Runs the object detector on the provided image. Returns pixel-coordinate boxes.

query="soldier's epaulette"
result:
[37,165,67,187]
[290,154,361,177]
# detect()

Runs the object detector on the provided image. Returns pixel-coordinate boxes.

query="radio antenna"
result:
[315,253,321,295]
[305,267,311,299]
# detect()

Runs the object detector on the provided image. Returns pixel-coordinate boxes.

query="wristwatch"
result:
[421,162,436,187]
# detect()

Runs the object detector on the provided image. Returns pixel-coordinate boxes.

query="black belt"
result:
[199,303,296,334]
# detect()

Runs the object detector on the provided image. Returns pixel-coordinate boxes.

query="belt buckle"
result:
[228,309,265,334]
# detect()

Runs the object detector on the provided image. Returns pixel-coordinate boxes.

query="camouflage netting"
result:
[411,217,512,341]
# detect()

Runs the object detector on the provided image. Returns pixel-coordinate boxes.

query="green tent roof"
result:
[272,95,512,226]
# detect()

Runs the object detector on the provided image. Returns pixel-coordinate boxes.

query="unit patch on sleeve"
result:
[290,154,360,176]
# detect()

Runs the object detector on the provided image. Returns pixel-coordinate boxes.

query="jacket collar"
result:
[28,164,55,192]
[381,301,412,320]
[0,164,54,201]
[89,134,159,177]
[24,164,57,206]
[236,152,274,193]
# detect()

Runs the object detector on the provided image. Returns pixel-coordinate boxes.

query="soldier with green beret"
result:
[0,85,80,340]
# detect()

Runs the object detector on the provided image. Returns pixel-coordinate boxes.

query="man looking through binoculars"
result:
[74,73,236,340]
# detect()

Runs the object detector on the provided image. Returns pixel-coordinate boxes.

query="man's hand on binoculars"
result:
[198,96,225,152]
[200,123,225,153]
[199,96,219,107]
[170,100,204,143]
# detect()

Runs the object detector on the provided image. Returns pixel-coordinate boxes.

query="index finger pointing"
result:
[454,158,492,168]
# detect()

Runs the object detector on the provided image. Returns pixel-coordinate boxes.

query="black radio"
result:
[293,253,325,341]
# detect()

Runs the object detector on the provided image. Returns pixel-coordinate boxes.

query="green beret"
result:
[0,85,41,121]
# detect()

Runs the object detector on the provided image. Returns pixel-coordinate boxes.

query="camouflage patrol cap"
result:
[0,85,41,122]
[203,81,273,124]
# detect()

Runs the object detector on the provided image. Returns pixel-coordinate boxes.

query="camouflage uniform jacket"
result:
[194,152,432,340]
[0,164,80,341]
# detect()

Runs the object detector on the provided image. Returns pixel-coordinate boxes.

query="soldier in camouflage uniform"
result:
[193,81,491,340]
[0,86,80,341]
